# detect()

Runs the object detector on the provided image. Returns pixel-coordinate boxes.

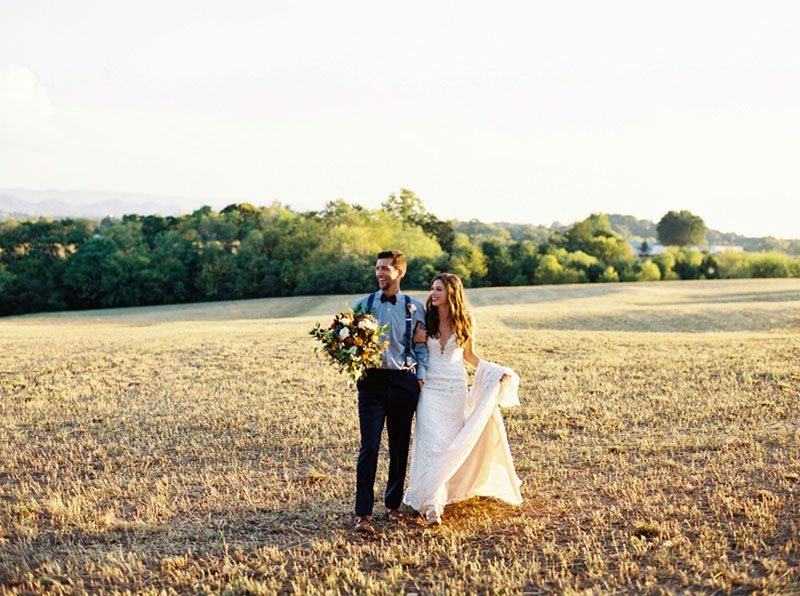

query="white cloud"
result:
[0,65,59,147]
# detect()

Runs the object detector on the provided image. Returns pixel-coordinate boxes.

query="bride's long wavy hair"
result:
[425,273,473,347]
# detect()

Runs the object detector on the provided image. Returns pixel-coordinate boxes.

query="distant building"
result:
[708,245,744,254]
[628,241,667,256]
[628,241,745,256]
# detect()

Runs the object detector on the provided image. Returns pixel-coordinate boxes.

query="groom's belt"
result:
[366,367,415,376]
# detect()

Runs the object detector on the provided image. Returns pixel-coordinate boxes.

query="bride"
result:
[403,273,523,526]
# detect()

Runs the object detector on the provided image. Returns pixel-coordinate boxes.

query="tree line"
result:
[1,190,798,316]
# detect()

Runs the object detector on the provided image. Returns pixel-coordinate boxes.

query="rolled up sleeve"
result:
[413,307,428,380]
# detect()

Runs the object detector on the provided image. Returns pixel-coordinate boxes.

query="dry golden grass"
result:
[1,278,799,594]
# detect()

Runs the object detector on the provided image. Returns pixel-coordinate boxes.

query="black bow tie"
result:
[380,293,397,305]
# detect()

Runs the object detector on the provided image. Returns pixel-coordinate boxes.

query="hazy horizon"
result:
[2,1,799,238]
[5,186,796,241]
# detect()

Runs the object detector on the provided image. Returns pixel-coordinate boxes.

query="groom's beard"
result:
[378,277,399,293]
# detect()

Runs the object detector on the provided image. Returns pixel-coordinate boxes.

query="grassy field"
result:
[1,278,799,593]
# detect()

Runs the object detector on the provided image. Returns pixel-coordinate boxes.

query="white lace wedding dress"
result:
[402,335,523,519]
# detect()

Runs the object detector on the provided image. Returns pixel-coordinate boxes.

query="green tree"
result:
[403,255,439,289]
[508,241,540,285]
[106,219,148,254]
[441,234,487,286]
[673,248,704,280]
[481,239,516,286]
[607,256,637,281]
[382,189,456,252]
[533,252,583,284]
[635,260,661,282]
[657,210,706,247]
[63,236,117,307]
[295,205,442,294]
[533,255,563,285]
[598,266,620,283]
[148,231,195,303]
[700,254,720,279]
[233,228,289,297]
[140,215,169,249]
[652,251,677,280]
[196,241,239,300]
[0,263,14,313]
[565,251,598,277]
[560,214,632,263]
[220,202,261,236]
[715,250,751,278]
[2,253,64,312]
[750,251,794,278]
[100,252,152,307]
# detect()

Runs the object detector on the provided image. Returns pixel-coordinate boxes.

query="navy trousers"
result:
[355,369,420,516]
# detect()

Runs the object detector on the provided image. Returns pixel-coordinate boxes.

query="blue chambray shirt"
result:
[353,290,429,381]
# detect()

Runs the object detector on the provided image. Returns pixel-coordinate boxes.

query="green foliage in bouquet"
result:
[309,306,389,383]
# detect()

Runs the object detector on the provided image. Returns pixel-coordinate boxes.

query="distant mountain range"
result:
[2,188,798,254]
[0,189,223,220]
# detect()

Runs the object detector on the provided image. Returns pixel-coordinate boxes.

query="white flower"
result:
[407,303,417,313]
[358,319,376,330]
[338,328,350,340]
[348,346,358,355]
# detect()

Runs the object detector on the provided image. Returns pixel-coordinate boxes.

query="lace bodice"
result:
[424,334,467,391]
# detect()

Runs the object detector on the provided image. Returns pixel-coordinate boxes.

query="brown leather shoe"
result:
[386,508,403,522]
[354,515,375,534]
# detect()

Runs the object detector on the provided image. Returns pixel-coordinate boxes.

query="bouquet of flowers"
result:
[309,306,389,384]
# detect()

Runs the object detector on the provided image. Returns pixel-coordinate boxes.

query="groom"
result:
[352,249,428,533]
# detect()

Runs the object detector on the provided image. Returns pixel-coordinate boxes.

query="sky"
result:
[1,0,799,237]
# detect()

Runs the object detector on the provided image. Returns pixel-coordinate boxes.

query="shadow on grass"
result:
[6,281,798,327]
[2,285,630,326]
[503,307,800,333]
[3,470,798,593]
[644,289,800,307]
[0,494,532,590]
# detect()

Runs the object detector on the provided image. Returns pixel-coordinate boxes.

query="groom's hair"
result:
[377,249,406,272]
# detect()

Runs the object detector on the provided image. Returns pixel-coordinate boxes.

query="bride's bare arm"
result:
[463,316,481,368]
[464,334,510,383]
[463,336,481,368]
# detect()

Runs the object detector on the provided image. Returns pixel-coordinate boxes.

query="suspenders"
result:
[365,292,413,369]
[403,294,412,367]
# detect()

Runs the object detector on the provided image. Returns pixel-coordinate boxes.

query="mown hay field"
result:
[1,278,799,594]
